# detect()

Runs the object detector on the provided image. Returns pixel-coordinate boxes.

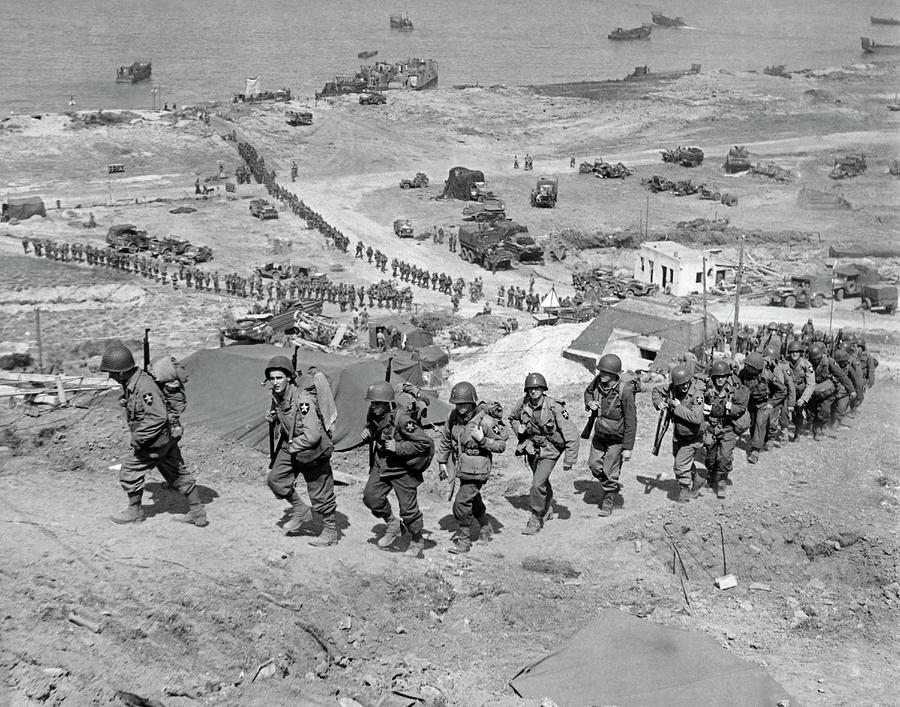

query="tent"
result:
[182,345,450,453]
[369,317,433,351]
[414,345,449,371]
[2,196,46,222]
[540,286,561,310]
[509,609,793,706]
[440,166,485,201]
[564,299,717,372]
[245,77,261,97]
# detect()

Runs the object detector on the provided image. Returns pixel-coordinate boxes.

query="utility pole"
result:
[730,234,745,355]
[828,260,837,341]
[35,308,44,373]
[702,256,709,363]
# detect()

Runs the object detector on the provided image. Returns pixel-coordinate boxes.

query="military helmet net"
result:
[100,345,136,373]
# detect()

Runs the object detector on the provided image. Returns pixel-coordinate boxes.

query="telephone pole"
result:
[730,234,745,355]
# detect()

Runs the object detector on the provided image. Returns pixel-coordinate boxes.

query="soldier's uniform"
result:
[436,401,508,551]
[652,374,707,498]
[703,373,750,496]
[789,351,816,439]
[808,349,854,436]
[508,386,578,532]
[739,356,785,462]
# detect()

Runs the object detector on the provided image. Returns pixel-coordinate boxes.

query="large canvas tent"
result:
[564,299,717,372]
[2,196,46,222]
[510,609,793,706]
[182,345,450,453]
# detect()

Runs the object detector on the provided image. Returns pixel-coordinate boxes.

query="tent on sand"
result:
[509,608,793,706]
[2,196,46,222]
[182,345,450,453]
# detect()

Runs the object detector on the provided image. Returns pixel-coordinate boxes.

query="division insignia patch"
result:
[696,395,704,405]
[404,421,417,433]
[300,402,310,415]
[142,392,153,405]
[560,408,569,420]
[491,424,500,435]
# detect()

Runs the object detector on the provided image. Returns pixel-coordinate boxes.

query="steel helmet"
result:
[523,372,548,391]
[808,341,826,360]
[744,352,765,371]
[365,381,395,402]
[670,365,692,386]
[596,353,623,377]
[264,355,295,379]
[832,349,849,364]
[100,344,136,373]
[449,381,478,404]
[767,321,779,330]
[709,359,732,377]
[857,337,867,349]
[762,345,779,359]
[787,340,804,353]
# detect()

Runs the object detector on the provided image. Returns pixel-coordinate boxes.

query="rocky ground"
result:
[1,61,899,706]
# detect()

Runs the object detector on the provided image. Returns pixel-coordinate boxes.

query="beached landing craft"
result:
[861,36,900,54]
[625,64,701,81]
[651,12,686,27]
[358,49,378,59]
[115,61,151,83]
[317,57,438,98]
[609,24,652,40]
[870,16,900,26]
[390,13,413,30]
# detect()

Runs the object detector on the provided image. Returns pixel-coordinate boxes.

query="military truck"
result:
[257,262,326,283]
[829,153,867,179]
[399,172,429,189]
[148,236,191,258]
[530,176,558,208]
[831,264,873,300]
[457,223,514,270]
[250,199,278,219]
[440,167,494,202]
[723,145,751,174]
[769,274,833,308]
[286,110,313,126]
[861,283,897,314]
[359,92,387,105]
[393,218,414,238]
[661,146,704,167]
[106,224,149,253]
[504,233,544,263]
[462,199,506,223]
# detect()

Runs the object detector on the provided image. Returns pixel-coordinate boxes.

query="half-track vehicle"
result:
[829,153,867,179]
[462,199,506,223]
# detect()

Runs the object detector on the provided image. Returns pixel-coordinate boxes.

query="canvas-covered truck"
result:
[829,153,867,179]
[457,223,513,270]
[530,176,558,207]
[106,224,150,253]
[861,283,897,314]
[440,167,494,201]
[769,274,833,308]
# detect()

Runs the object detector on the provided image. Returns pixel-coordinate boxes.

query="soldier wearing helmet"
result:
[436,381,508,554]
[361,381,434,558]
[855,336,878,390]
[830,348,864,429]
[508,372,579,534]
[702,359,750,499]
[761,322,783,356]
[762,344,794,444]
[739,350,782,464]
[806,341,855,439]
[801,318,815,343]
[787,340,816,440]
[100,343,208,527]
[651,364,707,502]
[583,354,637,516]
[263,355,339,546]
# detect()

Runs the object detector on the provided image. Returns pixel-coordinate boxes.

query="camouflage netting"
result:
[440,167,485,200]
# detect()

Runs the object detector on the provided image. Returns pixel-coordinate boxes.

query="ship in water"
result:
[651,12,686,27]
[390,13,413,30]
[609,24,652,40]
[116,61,151,83]
[861,36,900,54]
[871,16,900,26]
[317,57,438,98]
[358,49,378,59]
[625,63,701,81]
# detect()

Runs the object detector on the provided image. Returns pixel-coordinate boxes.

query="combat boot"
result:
[716,479,727,500]
[676,485,700,503]
[174,488,209,527]
[597,493,615,517]
[377,515,403,548]
[475,514,493,542]
[406,532,424,559]
[747,450,759,464]
[522,514,543,535]
[448,531,471,554]
[110,492,145,524]
[283,490,313,533]
[309,514,339,547]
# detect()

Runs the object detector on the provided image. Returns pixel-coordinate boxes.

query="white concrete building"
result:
[633,241,726,297]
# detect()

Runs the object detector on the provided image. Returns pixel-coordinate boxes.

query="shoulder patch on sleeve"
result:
[299,402,310,415]
[404,420,417,433]
[491,424,501,435]
[142,392,154,406]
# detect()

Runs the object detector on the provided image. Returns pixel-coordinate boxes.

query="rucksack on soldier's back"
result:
[147,355,189,432]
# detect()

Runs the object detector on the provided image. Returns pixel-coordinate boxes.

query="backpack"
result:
[148,355,188,430]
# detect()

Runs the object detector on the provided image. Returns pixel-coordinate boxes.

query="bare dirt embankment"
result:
[1,62,899,706]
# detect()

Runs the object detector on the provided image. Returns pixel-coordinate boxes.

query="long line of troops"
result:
[101,326,877,556]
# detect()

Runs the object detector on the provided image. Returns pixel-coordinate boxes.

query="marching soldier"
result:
[508,373,578,534]
[762,345,794,444]
[739,351,784,463]
[831,348,863,428]
[582,354,636,517]
[263,356,339,546]
[787,340,816,440]
[100,344,208,527]
[361,382,434,558]
[702,359,750,499]
[436,382,508,554]
[806,341,854,438]
[651,365,706,502]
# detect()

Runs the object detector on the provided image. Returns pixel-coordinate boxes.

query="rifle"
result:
[580,385,600,440]
[651,405,671,457]
[267,398,278,469]
[142,328,151,372]
[369,356,394,469]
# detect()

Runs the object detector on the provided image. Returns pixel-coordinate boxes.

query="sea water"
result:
[1,0,897,114]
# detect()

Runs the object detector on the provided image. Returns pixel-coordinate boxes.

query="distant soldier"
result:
[508,373,578,534]
[356,240,364,258]
[263,356,339,546]
[702,359,750,499]
[570,155,576,168]
[448,232,457,253]
[436,382,508,554]
[291,160,298,182]
[787,340,816,440]
[831,348,863,429]
[583,354,636,516]
[497,286,505,306]
[651,365,706,502]
[100,344,208,527]
[366,245,374,263]
[21,236,30,254]
[361,382,434,558]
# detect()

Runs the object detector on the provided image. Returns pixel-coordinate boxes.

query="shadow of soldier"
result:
[142,481,219,519]
[503,492,572,520]
[571,479,625,510]
[634,475,682,502]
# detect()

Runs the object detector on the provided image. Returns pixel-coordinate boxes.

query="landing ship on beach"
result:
[861,36,900,54]
[316,58,438,99]
[608,24,652,40]
[116,61,151,83]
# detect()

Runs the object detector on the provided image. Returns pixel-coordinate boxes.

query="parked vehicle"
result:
[457,224,514,270]
[359,92,387,105]
[462,199,506,223]
[393,219,414,238]
[399,173,429,189]
[530,176,558,208]
[106,224,149,253]
[861,283,897,313]
[769,274,832,308]
[250,199,278,220]
[286,110,313,126]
